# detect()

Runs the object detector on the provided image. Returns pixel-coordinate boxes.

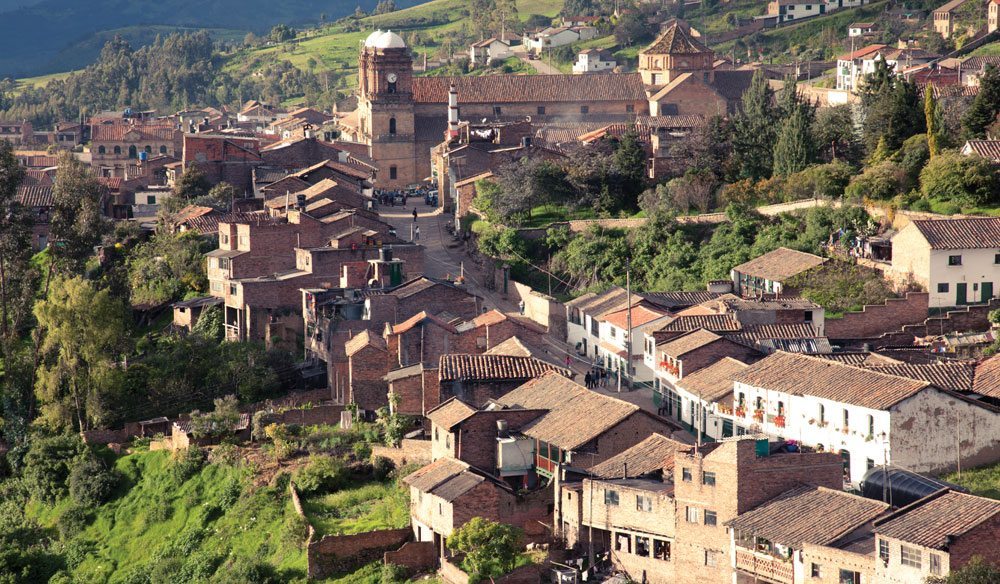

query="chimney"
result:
[447,84,460,140]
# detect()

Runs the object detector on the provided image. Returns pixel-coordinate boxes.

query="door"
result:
[957,282,967,306]
[722,419,734,438]
[983,282,994,303]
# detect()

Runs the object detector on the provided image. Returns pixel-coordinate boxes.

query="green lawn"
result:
[302,480,410,536]
[970,41,1000,56]
[944,462,1000,500]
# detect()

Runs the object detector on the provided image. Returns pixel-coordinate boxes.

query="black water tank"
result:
[380,245,393,262]
[860,467,967,508]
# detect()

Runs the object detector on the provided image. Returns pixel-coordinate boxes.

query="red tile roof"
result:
[910,217,1000,249]
[837,44,888,62]
[874,489,1000,549]
[91,123,177,142]
[642,20,712,55]
[438,354,570,382]
[16,185,54,207]
[963,139,1000,162]
[589,433,684,478]
[732,247,827,281]
[412,73,646,104]
[603,304,669,329]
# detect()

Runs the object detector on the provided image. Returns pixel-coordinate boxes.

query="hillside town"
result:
[3,0,1000,581]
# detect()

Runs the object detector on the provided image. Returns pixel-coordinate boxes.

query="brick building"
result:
[180,133,262,193]
[90,119,181,176]
[16,185,54,249]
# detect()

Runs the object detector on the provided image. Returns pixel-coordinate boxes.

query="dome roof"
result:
[365,29,406,49]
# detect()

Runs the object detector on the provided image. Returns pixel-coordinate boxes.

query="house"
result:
[436,352,571,409]
[728,486,891,584]
[652,329,761,407]
[237,100,287,126]
[933,0,973,38]
[960,139,1000,163]
[596,301,674,382]
[848,21,877,37]
[873,489,1000,581]
[560,436,846,584]
[180,133,262,193]
[991,0,1000,32]
[768,0,827,24]
[171,296,223,333]
[836,44,888,92]
[90,119,180,175]
[729,351,1000,485]
[0,120,34,146]
[731,247,827,297]
[573,48,617,74]
[16,185,54,250]
[469,38,512,66]
[563,16,601,27]
[887,217,1000,307]
[673,357,749,441]
[523,26,597,54]
[955,55,1000,85]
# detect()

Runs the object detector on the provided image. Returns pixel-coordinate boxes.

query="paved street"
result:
[377,201,662,416]
[512,45,563,75]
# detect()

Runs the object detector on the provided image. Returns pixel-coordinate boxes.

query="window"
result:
[113,146,122,155]
[221,234,229,245]
[811,563,822,578]
[229,284,237,296]
[682,468,692,482]
[636,495,652,512]
[867,414,875,437]
[160,145,167,154]
[635,536,650,557]
[238,236,248,248]
[703,71,710,83]
[604,489,620,506]
[901,544,922,568]
[805,310,813,322]
[609,327,616,339]
[838,570,861,584]
[389,166,397,180]
[867,458,875,470]
[537,106,546,115]
[704,550,718,567]
[434,428,439,441]
[878,538,889,563]
[653,539,670,560]
[995,253,1000,264]
[211,281,222,292]
[843,409,849,430]
[930,553,942,575]
[626,104,634,113]
[387,81,397,94]
[685,506,698,523]
[128,145,137,159]
[938,283,950,293]
[704,510,717,526]
[580,105,589,114]
[446,435,451,448]
[493,106,502,116]
[948,255,962,266]
[144,145,152,154]
[389,117,397,135]
[98,145,106,154]
[146,195,156,205]
[702,471,716,486]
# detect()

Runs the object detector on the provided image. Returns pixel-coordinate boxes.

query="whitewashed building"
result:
[573,48,617,73]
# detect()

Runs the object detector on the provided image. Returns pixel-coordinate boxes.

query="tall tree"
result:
[731,70,779,181]
[925,86,942,157]
[34,276,129,431]
[963,65,1000,138]
[773,106,815,176]
[858,58,924,154]
[0,140,36,342]
[50,152,108,275]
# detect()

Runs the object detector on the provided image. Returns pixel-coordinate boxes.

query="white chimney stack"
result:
[447,83,459,140]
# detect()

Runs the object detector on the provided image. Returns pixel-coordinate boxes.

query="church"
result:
[346,22,752,189]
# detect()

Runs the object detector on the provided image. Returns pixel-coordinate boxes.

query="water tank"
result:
[138,151,148,162]
[860,467,967,508]
[295,194,306,210]
[380,245,393,262]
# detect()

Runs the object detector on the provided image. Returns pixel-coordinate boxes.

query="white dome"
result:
[371,30,406,49]
[364,30,385,47]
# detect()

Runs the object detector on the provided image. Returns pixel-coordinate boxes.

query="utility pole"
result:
[624,256,632,392]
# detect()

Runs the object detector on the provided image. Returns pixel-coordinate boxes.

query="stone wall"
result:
[511,281,566,341]
[824,292,929,340]
[308,528,412,580]
[270,404,345,426]
[371,438,432,467]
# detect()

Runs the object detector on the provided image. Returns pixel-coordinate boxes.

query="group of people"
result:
[375,190,407,207]
[584,367,610,389]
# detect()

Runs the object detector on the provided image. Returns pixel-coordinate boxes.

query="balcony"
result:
[735,548,794,584]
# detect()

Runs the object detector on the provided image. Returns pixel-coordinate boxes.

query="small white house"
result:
[523,26,597,53]
[835,44,887,92]
[728,351,1000,486]
[673,357,749,441]
[888,217,1000,308]
[768,0,826,23]
[469,38,512,66]
[573,48,617,74]
[596,302,672,382]
[848,21,877,37]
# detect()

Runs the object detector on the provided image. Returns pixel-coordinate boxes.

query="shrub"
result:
[69,456,118,506]
[170,446,206,483]
[352,441,372,461]
[381,562,408,584]
[293,455,349,496]
[23,435,85,503]
[448,517,522,583]
[56,505,91,540]
[372,456,395,481]
[920,151,1000,206]
[282,513,312,550]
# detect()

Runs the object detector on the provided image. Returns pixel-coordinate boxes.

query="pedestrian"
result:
[414,226,420,240]
[518,300,525,314]
[413,208,418,222]
[600,368,607,387]
[565,355,571,368]
[402,193,407,207]
[584,372,592,389]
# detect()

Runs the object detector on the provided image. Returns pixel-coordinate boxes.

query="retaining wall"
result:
[308,528,412,579]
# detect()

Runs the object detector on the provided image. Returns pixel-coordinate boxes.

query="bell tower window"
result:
[389,117,397,135]
[388,81,396,94]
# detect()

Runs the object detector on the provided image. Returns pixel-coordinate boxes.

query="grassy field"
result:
[969,41,1000,56]
[944,462,1000,500]
[26,449,309,582]
[302,480,410,536]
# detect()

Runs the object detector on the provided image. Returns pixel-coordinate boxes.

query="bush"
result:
[352,441,372,461]
[294,455,349,496]
[920,151,1000,206]
[381,562,408,584]
[170,446,206,483]
[69,456,118,506]
[448,517,522,583]
[282,513,312,550]
[56,505,91,540]
[372,456,395,481]
[23,435,85,504]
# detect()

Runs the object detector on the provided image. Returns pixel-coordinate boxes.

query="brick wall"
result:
[591,411,682,468]
[948,516,1000,571]
[308,528,412,579]
[801,542,875,584]
[451,409,546,471]
[824,292,929,340]
[870,297,1000,347]
[678,340,760,378]
[510,281,565,339]
[371,438,432,467]
[439,558,543,584]
[384,541,438,572]
[349,343,391,411]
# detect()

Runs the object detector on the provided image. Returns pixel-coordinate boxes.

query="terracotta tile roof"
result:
[16,185,54,207]
[345,329,387,356]
[837,44,888,62]
[578,124,651,145]
[91,123,177,142]
[710,70,756,103]
[174,204,215,222]
[19,155,59,168]
[412,73,646,104]
[389,311,458,335]
[676,357,748,402]
[642,20,712,55]
[960,55,1000,69]
[962,139,1000,162]
[634,115,705,129]
[589,433,684,479]
[426,397,479,430]
[473,309,508,327]
[865,362,975,392]
[733,352,930,410]
[602,304,669,329]
[727,486,890,548]
[934,0,969,13]
[642,290,724,309]
[22,169,54,186]
[390,277,468,300]
[725,323,826,345]
[933,85,978,98]
[657,313,742,333]
[439,354,570,382]
[495,371,644,450]
[973,354,1000,398]
[817,352,902,366]
[732,247,827,281]
[718,297,821,311]
[874,489,1000,549]
[485,336,534,357]
[402,457,487,501]
[909,217,1000,249]
[659,329,723,358]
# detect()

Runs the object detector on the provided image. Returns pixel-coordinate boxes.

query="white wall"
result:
[926,248,1000,307]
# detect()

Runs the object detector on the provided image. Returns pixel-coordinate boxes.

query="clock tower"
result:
[358,30,417,188]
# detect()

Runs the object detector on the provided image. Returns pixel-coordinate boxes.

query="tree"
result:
[612,132,648,201]
[773,105,815,176]
[126,231,208,306]
[170,165,211,211]
[447,517,522,582]
[374,0,397,13]
[927,556,1000,584]
[293,455,349,495]
[69,455,118,506]
[269,24,296,43]
[34,276,129,431]
[192,305,223,341]
[614,13,653,46]
[845,161,904,201]
[963,65,1000,138]
[0,140,35,342]
[50,152,108,275]
[188,394,241,439]
[22,435,85,503]
[920,151,1000,206]
[731,70,778,180]
[925,86,942,157]
[858,59,924,154]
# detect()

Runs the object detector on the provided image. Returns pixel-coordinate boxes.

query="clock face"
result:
[386,72,398,83]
